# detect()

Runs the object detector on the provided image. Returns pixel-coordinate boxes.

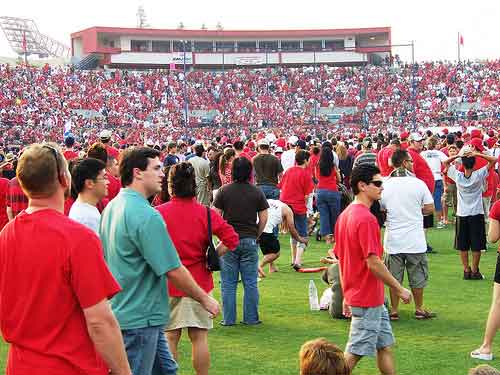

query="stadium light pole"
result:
[265,46,269,127]
[314,50,318,126]
[182,39,189,131]
[221,44,226,127]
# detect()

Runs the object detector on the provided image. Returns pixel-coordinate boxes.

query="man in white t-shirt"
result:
[69,158,109,234]
[421,137,448,228]
[444,147,497,280]
[280,136,299,172]
[258,199,308,277]
[381,149,435,321]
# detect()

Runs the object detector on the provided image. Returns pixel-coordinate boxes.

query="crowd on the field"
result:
[0,60,499,147]
[1,59,500,375]
[0,123,500,374]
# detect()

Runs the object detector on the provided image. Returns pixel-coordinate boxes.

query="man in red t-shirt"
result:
[279,150,314,269]
[0,176,9,230]
[6,177,28,220]
[334,164,411,374]
[63,135,79,161]
[0,144,131,375]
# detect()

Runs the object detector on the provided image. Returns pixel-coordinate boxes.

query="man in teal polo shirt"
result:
[100,147,220,375]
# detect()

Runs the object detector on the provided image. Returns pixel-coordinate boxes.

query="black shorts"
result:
[454,214,486,252]
[423,214,434,229]
[258,233,280,255]
[495,254,500,284]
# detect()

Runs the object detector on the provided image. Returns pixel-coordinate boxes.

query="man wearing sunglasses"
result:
[381,150,436,321]
[334,164,411,375]
[0,144,131,375]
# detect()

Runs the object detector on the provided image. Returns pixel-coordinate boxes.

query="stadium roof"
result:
[71,26,391,39]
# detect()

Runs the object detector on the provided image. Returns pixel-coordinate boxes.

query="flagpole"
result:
[457,32,461,62]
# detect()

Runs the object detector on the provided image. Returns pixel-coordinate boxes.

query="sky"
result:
[0,0,499,62]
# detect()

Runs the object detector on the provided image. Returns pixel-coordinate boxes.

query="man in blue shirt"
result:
[101,147,219,375]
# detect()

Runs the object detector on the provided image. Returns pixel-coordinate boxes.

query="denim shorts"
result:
[293,213,308,238]
[346,305,395,357]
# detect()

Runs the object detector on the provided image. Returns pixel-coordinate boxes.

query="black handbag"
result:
[205,206,220,272]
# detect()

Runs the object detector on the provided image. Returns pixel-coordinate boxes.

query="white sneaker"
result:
[471,350,493,361]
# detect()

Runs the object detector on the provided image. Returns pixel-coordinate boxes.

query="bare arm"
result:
[257,209,268,238]
[366,255,411,303]
[474,152,498,169]
[488,218,500,243]
[337,263,351,318]
[7,206,13,221]
[167,265,220,316]
[83,299,131,375]
[422,203,435,216]
[443,154,460,167]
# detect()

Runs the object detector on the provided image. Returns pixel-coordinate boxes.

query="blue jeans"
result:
[317,189,341,236]
[257,184,280,200]
[433,180,443,212]
[122,325,178,375]
[220,237,260,325]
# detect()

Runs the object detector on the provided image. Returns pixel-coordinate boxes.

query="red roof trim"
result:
[71,26,390,39]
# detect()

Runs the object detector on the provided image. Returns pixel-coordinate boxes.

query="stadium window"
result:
[131,40,149,52]
[260,41,278,52]
[324,40,344,51]
[173,40,192,52]
[152,41,170,53]
[303,40,322,51]
[280,40,300,51]
[216,41,235,52]
[236,41,257,52]
[194,41,213,52]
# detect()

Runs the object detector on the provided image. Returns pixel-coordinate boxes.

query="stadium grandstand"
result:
[70,26,392,70]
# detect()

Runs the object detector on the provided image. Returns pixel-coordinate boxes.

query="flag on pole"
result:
[459,34,464,46]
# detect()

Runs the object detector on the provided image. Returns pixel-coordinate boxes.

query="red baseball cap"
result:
[468,138,484,152]
[400,131,410,140]
[470,129,482,139]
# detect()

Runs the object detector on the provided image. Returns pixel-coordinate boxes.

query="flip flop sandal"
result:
[389,312,399,321]
[415,310,436,320]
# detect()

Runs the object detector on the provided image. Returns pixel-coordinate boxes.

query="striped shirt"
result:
[353,151,377,169]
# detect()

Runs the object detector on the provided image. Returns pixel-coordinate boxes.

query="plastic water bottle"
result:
[308,280,320,311]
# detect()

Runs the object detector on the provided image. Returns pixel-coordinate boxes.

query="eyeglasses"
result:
[369,180,383,188]
[43,145,61,180]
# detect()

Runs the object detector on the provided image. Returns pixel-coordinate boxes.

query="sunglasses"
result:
[369,180,383,188]
[43,145,62,181]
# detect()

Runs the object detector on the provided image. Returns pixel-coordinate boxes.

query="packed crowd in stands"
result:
[0,60,499,148]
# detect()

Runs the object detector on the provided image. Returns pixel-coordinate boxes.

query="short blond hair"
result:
[17,143,67,198]
[299,338,350,375]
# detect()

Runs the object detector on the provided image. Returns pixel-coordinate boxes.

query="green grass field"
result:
[1,225,498,374]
